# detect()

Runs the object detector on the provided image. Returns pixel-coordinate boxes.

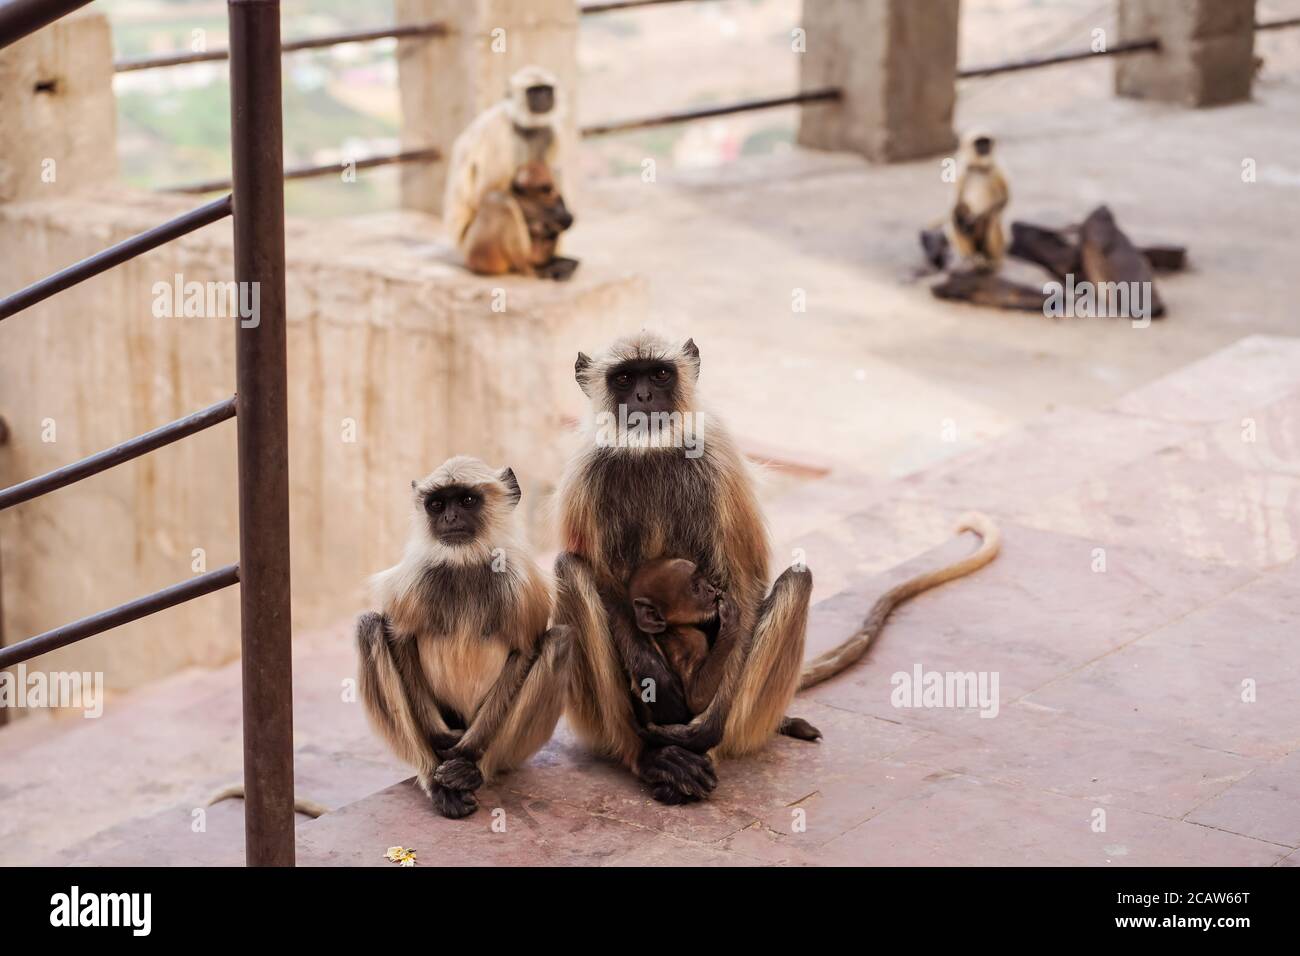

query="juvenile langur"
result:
[950,132,1009,272]
[628,557,819,743]
[628,558,730,719]
[462,161,578,280]
[444,65,575,275]
[553,332,1000,805]
[356,456,570,819]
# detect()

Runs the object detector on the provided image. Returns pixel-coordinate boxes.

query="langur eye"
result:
[613,373,632,389]
[462,495,478,507]
[429,499,444,512]
[652,366,672,383]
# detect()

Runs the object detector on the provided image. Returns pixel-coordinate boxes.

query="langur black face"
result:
[973,135,993,157]
[525,83,555,115]
[606,358,678,416]
[423,484,486,545]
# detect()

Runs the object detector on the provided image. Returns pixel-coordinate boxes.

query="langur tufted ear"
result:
[682,338,701,379]
[575,352,593,396]
[499,468,522,509]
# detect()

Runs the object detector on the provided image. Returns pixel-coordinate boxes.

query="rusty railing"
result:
[577,1,1300,137]
[0,0,294,867]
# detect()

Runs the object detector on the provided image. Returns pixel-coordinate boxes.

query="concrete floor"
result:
[567,64,1300,478]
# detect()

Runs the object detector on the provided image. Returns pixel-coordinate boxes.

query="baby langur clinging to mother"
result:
[950,131,1010,272]
[356,456,570,819]
[628,558,731,720]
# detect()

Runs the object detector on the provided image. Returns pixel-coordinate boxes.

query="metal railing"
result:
[0,0,294,867]
[113,20,445,72]
[576,1,1300,137]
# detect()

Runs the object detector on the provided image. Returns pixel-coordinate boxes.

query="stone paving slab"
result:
[1187,748,1300,849]
[1112,335,1300,425]
[812,773,1289,867]
[1023,567,1300,760]
[801,518,1257,727]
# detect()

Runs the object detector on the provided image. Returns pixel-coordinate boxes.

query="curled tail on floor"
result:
[205,784,330,820]
[798,512,1001,691]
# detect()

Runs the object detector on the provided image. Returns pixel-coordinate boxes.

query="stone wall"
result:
[0,192,644,691]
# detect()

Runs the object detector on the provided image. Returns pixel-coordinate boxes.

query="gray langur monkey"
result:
[356,456,570,819]
[553,332,1001,806]
[444,65,572,275]
[950,131,1010,272]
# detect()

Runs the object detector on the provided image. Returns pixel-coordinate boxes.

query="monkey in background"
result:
[356,456,570,819]
[445,65,577,277]
[554,332,1000,805]
[951,131,1010,272]
[463,161,578,280]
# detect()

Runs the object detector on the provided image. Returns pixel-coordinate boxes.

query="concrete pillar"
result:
[394,0,579,218]
[0,11,118,203]
[797,0,959,162]
[1116,0,1256,107]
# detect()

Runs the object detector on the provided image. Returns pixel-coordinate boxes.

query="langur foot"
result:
[433,756,484,792]
[651,783,697,805]
[638,745,717,803]
[779,715,823,742]
[430,782,479,819]
[538,256,579,281]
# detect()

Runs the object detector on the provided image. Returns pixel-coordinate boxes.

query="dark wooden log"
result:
[1078,206,1165,318]
[930,269,1049,311]
[1140,245,1186,272]
[1007,222,1079,282]
[1010,219,1186,277]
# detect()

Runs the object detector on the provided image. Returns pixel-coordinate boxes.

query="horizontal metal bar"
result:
[166,147,440,195]
[0,195,232,321]
[113,20,447,73]
[581,87,841,137]
[0,0,92,51]
[581,0,711,14]
[0,397,237,511]
[0,564,240,669]
[957,38,1160,79]
[1257,17,1300,32]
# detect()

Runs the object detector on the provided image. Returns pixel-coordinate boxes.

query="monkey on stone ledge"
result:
[444,65,579,279]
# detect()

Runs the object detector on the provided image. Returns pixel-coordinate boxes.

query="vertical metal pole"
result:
[0,415,9,728]
[228,0,294,867]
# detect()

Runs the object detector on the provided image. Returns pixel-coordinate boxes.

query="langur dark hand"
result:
[429,727,465,759]
[433,755,484,793]
[637,744,717,802]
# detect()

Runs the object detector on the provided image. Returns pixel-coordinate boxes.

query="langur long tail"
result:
[798,512,1001,691]
[205,784,330,820]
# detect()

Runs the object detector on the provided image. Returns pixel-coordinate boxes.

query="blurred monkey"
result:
[462,161,578,280]
[951,131,1009,271]
[445,65,573,276]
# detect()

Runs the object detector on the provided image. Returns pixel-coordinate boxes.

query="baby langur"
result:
[628,558,728,718]
[463,161,578,280]
[629,557,823,748]
[356,456,570,819]
[445,65,578,278]
[950,132,1010,272]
